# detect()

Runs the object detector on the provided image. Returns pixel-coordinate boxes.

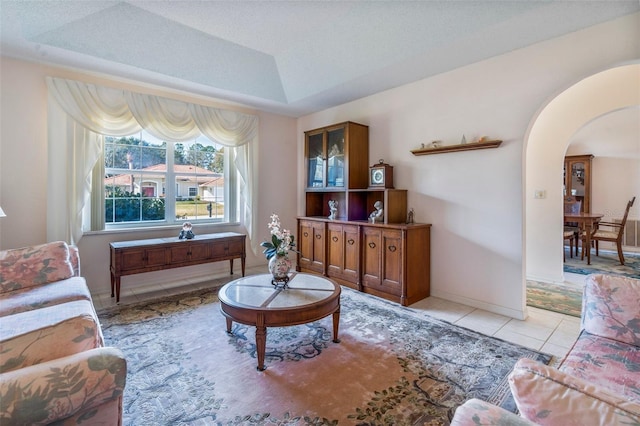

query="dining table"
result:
[564,212,604,265]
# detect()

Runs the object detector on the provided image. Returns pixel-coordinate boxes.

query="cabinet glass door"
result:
[569,161,586,200]
[326,128,345,188]
[307,133,325,188]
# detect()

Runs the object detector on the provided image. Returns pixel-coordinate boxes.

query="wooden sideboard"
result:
[298,218,430,306]
[109,232,246,302]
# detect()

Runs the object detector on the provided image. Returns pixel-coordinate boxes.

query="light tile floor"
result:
[92,266,586,363]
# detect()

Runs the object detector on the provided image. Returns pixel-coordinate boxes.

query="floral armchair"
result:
[0,241,126,425]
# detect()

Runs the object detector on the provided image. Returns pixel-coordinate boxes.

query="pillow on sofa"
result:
[582,274,640,346]
[0,241,74,293]
[509,358,640,425]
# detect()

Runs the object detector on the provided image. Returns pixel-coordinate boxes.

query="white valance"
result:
[46,77,258,249]
[46,77,258,146]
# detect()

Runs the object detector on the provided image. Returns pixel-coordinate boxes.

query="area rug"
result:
[564,249,640,279]
[99,286,552,425]
[526,280,582,318]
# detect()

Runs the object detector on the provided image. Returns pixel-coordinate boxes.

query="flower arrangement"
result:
[260,214,296,260]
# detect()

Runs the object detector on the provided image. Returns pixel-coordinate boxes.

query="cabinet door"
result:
[298,220,325,273]
[168,242,209,263]
[326,127,345,188]
[120,246,166,271]
[189,242,210,261]
[305,125,346,189]
[306,131,325,188]
[380,229,403,293]
[120,248,147,271]
[167,245,190,263]
[327,223,359,283]
[362,226,382,287]
[564,155,593,213]
[145,247,167,268]
[227,237,245,256]
[362,228,403,296]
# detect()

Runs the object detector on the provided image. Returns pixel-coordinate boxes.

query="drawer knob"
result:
[303,232,309,237]
[368,242,376,249]
[347,239,355,245]
[388,245,397,252]
[332,236,338,242]
[315,234,322,239]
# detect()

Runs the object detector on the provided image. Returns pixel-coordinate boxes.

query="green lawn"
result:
[176,200,223,219]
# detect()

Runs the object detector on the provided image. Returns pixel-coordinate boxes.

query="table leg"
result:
[585,221,593,265]
[110,272,115,297]
[225,318,232,334]
[256,314,267,371]
[114,277,121,303]
[229,259,234,275]
[332,308,341,343]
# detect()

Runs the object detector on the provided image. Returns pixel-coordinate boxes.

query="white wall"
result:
[298,13,639,319]
[591,156,639,252]
[0,57,298,296]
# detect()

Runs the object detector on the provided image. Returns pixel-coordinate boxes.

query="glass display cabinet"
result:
[306,125,349,189]
[304,122,369,219]
[564,154,593,213]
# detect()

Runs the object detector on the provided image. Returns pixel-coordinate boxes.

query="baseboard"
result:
[431,289,526,320]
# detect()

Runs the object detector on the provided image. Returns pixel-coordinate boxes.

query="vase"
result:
[268,254,291,287]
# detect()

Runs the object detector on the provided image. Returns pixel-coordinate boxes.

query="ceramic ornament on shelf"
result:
[328,200,338,220]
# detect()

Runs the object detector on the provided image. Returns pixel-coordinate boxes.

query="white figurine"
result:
[328,200,338,220]
[369,201,384,223]
[407,208,415,224]
[178,222,195,239]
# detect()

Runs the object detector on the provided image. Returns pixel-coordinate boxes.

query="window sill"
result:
[84,221,241,238]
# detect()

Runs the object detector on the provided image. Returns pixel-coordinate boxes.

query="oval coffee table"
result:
[218,273,341,371]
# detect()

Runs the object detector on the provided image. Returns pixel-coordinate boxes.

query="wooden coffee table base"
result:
[219,273,341,371]
[224,310,340,371]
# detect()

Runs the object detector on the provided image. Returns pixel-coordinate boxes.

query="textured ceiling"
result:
[1,1,639,116]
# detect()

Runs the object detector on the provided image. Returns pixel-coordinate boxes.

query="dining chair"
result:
[581,196,636,265]
[563,230,575,262]
[564,199,582,256]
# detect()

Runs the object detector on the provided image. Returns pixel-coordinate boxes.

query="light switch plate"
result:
[534,190,546,199]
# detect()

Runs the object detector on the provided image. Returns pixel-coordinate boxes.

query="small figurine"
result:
[178,222,195,239]
[328,200,338,220]
[407,208,415,224]
[369,201,384,223]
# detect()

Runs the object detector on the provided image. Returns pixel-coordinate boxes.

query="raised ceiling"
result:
[1,1,638,116]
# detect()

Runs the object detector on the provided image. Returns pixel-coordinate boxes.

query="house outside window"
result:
[103,130,233,227]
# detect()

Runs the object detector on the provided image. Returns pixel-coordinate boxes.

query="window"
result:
[103,130,234,228]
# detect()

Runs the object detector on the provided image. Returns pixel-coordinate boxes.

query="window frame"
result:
[98,132,238,231]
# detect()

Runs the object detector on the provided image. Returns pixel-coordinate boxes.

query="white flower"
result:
[261,214,296,259]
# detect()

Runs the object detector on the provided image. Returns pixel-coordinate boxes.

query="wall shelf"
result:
[411,139,502,156]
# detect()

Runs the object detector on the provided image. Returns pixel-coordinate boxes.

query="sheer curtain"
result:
[46,77,258,248]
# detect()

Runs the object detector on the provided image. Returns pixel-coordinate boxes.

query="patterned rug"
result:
[99,286,551,425]
[564,249,640,279]
[526,280,582,318]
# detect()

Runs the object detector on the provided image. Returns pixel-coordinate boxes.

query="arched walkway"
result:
[524,63,640,287]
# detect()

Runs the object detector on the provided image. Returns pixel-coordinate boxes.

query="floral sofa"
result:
[451,273,640,425]
[0,241,126,425]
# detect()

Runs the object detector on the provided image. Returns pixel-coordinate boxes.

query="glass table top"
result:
[219,273,338,309]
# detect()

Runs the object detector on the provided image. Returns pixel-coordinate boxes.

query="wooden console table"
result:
[110,232,246,302]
